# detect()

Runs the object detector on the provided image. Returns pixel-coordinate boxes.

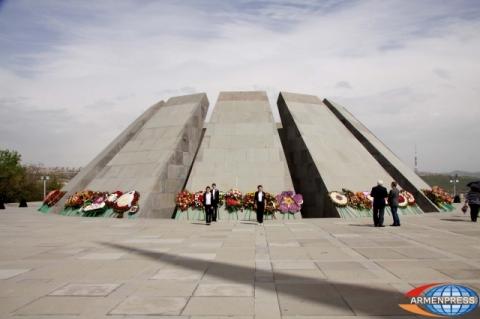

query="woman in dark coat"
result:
[464,182,480,222]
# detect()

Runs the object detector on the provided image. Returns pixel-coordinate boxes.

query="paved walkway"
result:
[0,204,479,318]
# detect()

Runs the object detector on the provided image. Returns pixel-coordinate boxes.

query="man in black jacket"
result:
[203,186,213,225]
[211,183,219,222]
[370,180,388,227]
[254,185,266,224]
[388,181,400,226]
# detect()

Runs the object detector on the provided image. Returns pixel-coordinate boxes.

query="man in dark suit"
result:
[388,181,400,226]
[211,183,219,222]
[203,186,213,225]
[254,185,266,224]
[370,180,388,227]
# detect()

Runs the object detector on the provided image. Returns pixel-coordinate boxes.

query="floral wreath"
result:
[264,192,278,214]
[43,190,65,207]
[329,191,348,207]
[113,190,140,213]
[193,191,204,210]
[225,189,243,212]
[105,191,123,207]
[65,190,94,208]
[176,190,194,211]
[242,192,255,210]
[276,191,303,213]
[402,191,416,205]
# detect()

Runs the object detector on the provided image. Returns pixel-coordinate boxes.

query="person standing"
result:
[211,183,219,222]
[203,186,213,225]
[464,183,480,222]
[388,181,400,226]
[370,180,388,227]
[254,185,266,224]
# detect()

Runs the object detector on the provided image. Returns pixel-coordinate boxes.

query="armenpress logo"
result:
[399,283,479,317]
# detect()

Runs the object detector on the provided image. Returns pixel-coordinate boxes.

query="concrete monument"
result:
[277,92,437,217]
[51,93,208,218]
[185,91,294,216]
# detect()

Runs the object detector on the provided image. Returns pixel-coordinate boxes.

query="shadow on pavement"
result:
[239,221,258,225]
[99,241,410,316]
[347,224,375,227]
[440,218,472,222]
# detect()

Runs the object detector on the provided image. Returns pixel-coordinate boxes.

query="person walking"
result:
[254,185,266,224]
[211,183,219,222]
[388,181,401,226]
[370,180,388,227]
[203,186,213,225]
[464,182,480,222]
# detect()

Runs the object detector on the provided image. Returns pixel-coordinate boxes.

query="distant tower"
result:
[414,144,418,173]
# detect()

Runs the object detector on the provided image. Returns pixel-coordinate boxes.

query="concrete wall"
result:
[51,100,165,215]
[54,93,208,218]
[323,98,438,213]
[186,91,294,198]
[277,92,399,217]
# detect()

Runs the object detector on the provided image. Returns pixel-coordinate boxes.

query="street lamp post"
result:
[40,176,50,199]
[449,174,459,196]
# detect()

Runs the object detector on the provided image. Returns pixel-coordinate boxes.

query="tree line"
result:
[0,149,72,205]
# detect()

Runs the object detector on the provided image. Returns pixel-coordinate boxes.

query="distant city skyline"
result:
[1,0,479,172]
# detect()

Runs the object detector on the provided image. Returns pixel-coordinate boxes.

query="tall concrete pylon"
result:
[277,92,437,218]
[185,91,294,205]
[52,93,208,218]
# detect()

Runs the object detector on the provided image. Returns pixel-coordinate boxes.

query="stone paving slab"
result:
[0,205,479,318]
[0,268,30,279]
[49,283,121,296]
[110,296,188,315]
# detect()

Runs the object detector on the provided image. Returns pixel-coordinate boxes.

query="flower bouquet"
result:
[193,191,204,210]
[113,190,140,216]
[342,189,372,210]
[276,191,303,214]
[264,192,278,215]
[176,190,194,211]
[225,189,243,212]
[242,192,255,211]
[422,186,454,211]
[64,190,94,208]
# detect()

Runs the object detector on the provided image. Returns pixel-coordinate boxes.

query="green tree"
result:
[48,175,63,192]
[0,149,26,203]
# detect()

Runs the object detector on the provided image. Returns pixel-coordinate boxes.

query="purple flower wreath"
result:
[276,191,303,213]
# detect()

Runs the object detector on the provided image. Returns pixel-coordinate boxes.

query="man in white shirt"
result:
[203,186,213,225]
[254,185,266,224]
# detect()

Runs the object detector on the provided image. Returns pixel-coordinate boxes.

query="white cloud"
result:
[0,0,479,172]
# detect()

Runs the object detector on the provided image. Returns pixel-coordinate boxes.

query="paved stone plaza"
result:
[1,204,479,318]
